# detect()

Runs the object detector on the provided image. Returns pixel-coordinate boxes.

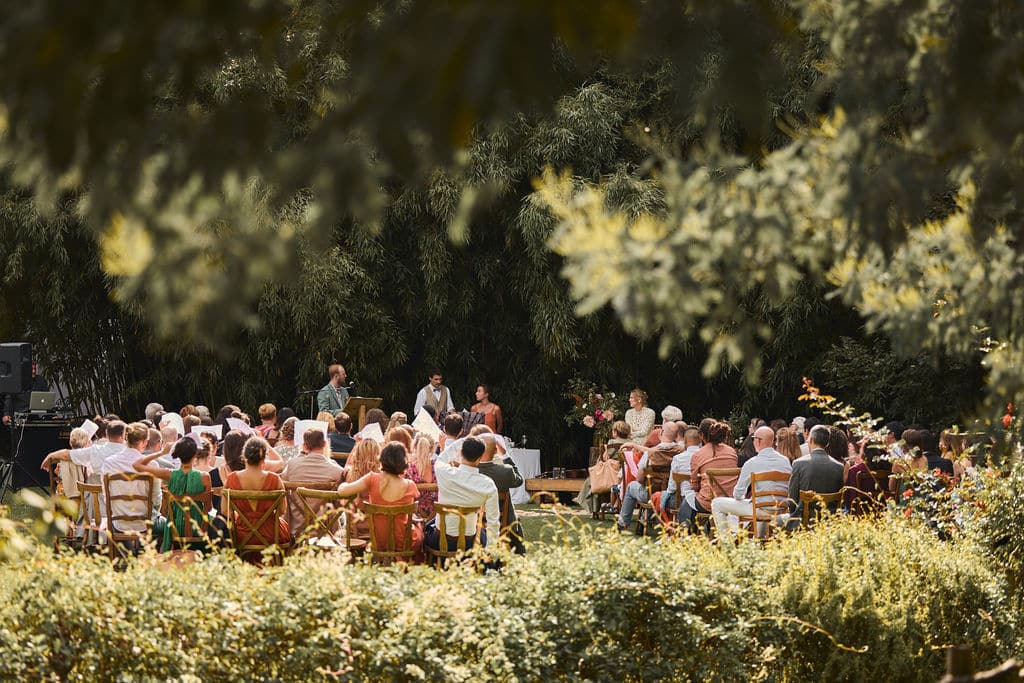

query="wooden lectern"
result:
[343,397,383,431]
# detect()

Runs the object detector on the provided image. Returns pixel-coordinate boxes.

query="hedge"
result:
[0,513,1013,681]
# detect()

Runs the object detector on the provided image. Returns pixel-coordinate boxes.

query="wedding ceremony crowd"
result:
[36,368,977,562]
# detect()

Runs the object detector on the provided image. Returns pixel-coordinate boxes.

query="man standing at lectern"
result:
[316,364,350,416]
[414,370,455,420]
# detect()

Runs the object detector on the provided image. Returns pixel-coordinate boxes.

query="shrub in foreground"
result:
[0,513,1012,681]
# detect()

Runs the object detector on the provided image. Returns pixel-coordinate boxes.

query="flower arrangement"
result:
[565,378,626,444]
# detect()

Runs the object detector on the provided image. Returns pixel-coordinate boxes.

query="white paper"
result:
[412,408,441,441]
[226,417,253,436]
[356,422,385,444]
[191,424,222,440]
[295,419,329,447]
[185,432,204,447]
[80,418,99,439]
[160,412,185,436]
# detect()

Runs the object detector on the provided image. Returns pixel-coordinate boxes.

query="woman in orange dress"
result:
[471,384,503,434]
[338,443,422,555]
[224,436,290,547]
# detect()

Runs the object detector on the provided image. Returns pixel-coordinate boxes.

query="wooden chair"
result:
[663,472,687,525]
[73,482,106,552]
[159,484,170,518]
[222,488,291,563]
[294,487,366,558]
[800,490,843,528]
[425,503,481,568]
[103,472,155,560]
[635,463,672,536]
[283,480,338,539]
[364,502,417,564]
[736,470,791,539]
[330,451,350,467]
[694,467,741,535]
[165,489,213,552]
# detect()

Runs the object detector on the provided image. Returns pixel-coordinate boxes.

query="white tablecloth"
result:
[508,448,541,504]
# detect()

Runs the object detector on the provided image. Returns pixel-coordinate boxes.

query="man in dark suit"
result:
[477,433,526,554]
[789,425,844,518]
[316,364,349,416]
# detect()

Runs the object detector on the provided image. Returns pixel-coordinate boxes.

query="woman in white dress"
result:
[625,388,656,440]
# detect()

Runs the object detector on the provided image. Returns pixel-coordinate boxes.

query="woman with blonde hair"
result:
[387,411,408,432]
[345,439,382,483]
[408,435,436,520]
[625,388,656,439]
[774,427,801,462]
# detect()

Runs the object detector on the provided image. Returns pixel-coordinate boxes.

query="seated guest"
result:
[737,418,766,467]
[652,425,701,525]
[275,417,301,463]
[890,429,927,495]
[798,417,822,458]
[575,420,632,515]
[644,406,683,448]
[437,413,466,464]
[41,419,127,484]
[789,425,845,518]
[385,427,413,453]
[224,437,290,547]
[616,421,683,532]
[825,426,852,464]
[142,428,163,456]
[687,421,739,524]
[920,430,955,477]
[476,432,525,554]
[133,437,212,552]
[338,443,423,556]
[156,424,182,469]
[343,439,382,538]
[183,414,202,436]
[387,411,408,432]
[408,435,437,518]
[844,440,891,511]
[711,426,792,537]
[281,428,344,538]
[427,437,499,552]
[329,412,356,454]
[100,422,162,537]
[774,427,802,462]
[254,404,280,444]
[364,408,389,436]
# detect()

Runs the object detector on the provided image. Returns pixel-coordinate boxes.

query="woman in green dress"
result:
[133,436,212,551]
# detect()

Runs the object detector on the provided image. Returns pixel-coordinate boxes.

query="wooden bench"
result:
[525,477,584,504]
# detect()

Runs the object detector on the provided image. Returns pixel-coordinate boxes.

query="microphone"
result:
[345,382,357,391]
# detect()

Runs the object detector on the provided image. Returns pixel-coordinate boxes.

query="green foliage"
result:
[0,514,1012,681]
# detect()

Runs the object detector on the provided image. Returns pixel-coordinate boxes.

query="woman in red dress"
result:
[224,437,290,547]
[471,384,503,434]
[338,443,422,555]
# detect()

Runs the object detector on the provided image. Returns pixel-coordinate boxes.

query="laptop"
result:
[29,391,56,413]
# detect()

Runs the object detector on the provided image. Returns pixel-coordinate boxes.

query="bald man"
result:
[710,426,792,538]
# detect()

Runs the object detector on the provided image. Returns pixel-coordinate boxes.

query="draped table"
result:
[507,448,541,504]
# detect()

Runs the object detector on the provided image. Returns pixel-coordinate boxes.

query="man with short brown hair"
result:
[317,364,349,416]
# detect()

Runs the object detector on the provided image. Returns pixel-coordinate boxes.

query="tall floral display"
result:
[565,378,627,447]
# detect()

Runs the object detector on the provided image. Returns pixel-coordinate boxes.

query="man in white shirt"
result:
[711,426,792,537]
[427,436,499,551]
[100,422,160,534]
[653,425,701,524]
[41,420,127,483]
[414,370,455,418]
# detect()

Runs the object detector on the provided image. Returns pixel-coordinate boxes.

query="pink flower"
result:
[582,416,596,428]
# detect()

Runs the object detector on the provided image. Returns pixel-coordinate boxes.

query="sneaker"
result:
[615,521,628,532]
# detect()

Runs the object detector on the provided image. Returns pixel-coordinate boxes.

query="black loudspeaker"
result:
[0,343,32,394]
[11,421,69,490]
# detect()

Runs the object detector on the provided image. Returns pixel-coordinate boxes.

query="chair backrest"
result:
[432,502,482,555]
[284,480,341,538]
[800,489,843,527]
[76,482,104,543]
[704,468,741,498]
[646,463,673,493]
[417,482,439,493]
[295,487,361,550]
[222,488,288,552]
[364,502,416,563]
[103,472,155,536]
[166,489,213,548]
[749,471,791,520]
